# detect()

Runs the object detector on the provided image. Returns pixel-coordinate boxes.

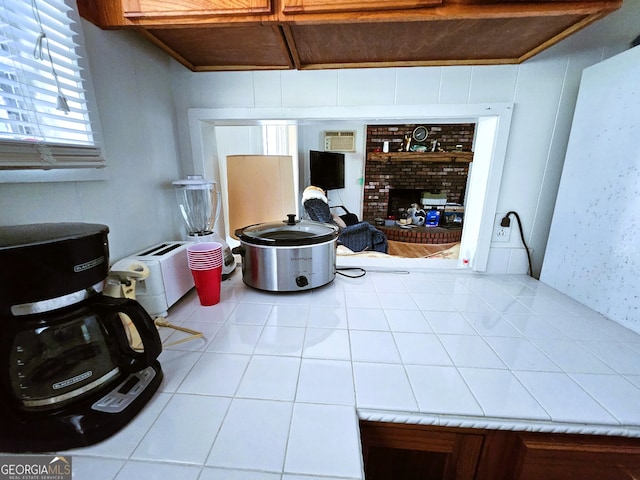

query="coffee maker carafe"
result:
[0,223,163,453]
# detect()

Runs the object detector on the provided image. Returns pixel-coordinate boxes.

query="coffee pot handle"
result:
[93,296,162,373]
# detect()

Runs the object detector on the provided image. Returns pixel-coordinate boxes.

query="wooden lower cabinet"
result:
[359,421,484,480]
[511,433,640,480]
[359,421,640,480]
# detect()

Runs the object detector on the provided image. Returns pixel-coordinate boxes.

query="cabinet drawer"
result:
[281,0,442,16]
[123,0,272,18]
[514,433,640,480]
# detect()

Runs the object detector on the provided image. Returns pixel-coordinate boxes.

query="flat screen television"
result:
[309,150,345,191]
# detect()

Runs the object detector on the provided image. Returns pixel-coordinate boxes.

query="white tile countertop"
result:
[64,269,640,480]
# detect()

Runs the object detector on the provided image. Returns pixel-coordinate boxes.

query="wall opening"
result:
[187,103,513,272]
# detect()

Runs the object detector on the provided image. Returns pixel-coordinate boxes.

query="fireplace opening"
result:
[387,188,429,218]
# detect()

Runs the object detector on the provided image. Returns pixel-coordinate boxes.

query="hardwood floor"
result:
[387,241,460,258]
[336,241,460,258]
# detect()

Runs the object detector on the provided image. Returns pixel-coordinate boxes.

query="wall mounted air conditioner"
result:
[324,131,356,152]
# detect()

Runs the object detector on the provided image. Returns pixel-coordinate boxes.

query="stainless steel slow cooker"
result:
[233,214,338,292]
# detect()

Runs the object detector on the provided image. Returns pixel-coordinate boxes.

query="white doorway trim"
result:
[188,103,513,272]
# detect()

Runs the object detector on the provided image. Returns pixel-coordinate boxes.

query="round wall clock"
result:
[412,126,429,143]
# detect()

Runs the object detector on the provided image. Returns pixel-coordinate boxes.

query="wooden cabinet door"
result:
[281,0,442,16]
[359,421,484,480]
[514,433,640,480]
[123,0,273,18]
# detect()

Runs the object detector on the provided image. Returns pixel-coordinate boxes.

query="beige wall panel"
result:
[227,155,296,238]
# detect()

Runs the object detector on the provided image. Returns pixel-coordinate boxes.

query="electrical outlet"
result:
[494,226,511,242]
[493,214,512,243]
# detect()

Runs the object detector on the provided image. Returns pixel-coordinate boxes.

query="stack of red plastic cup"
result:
[187,242,223,306]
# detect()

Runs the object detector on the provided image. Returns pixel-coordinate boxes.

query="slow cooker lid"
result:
[237,214,338,246]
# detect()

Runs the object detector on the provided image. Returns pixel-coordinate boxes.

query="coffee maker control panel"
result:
[91,366,157,414]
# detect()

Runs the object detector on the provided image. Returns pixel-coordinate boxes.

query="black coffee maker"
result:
[0,223,163,453]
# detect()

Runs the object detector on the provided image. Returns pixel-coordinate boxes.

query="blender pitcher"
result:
[173,175,236,277]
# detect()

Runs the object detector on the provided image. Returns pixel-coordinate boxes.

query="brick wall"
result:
[379,225,463,244]
[363,123,474,222]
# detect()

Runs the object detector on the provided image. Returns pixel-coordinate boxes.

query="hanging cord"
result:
[365,269,411,274]
[31,0,70,113]
[336,267,411,278]
[502,211,533,277]
[336,267,367,278]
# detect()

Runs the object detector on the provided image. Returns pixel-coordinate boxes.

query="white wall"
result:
[0,22,183,262]
[1,1,638,273]
[171,0,640,277]
[298,122,365,218]
[541,46,640,333]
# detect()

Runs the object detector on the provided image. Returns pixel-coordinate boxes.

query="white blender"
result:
[173,175,236,278]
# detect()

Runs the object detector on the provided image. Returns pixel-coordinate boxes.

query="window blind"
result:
[0,0,104,170]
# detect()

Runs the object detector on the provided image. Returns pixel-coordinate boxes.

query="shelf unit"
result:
[367,151,474,163]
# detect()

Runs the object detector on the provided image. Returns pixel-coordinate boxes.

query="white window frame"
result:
[0,0,107,183]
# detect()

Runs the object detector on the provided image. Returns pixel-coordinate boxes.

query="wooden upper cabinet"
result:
[282,12,593,69]
[139,25,294,70]
[281,0,442,15]
[77,0,623,71]
[123,0,273,18]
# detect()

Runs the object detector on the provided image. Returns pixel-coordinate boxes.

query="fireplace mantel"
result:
[367,151,473,163]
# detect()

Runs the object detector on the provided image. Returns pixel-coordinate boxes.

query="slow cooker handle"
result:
[93,296,162,373]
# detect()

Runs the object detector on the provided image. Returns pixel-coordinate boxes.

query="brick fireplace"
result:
[362,123,475,222]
